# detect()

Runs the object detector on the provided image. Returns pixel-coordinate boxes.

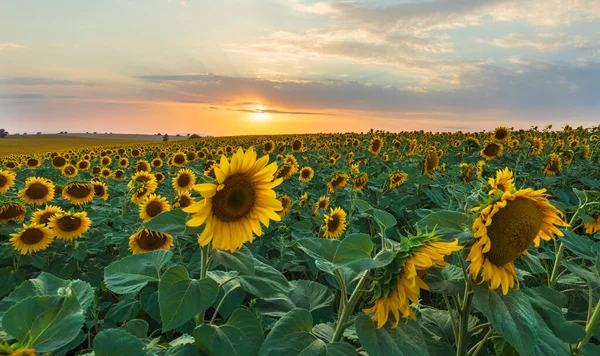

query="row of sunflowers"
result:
[0,125,599,356]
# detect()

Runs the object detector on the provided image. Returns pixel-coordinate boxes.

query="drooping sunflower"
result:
[389,171,408,190]
[172,168,196,193]
[480,141,503,160]
[129,228,174,254]
[48,211,92,241]
[31,205,64,225]
[274,163,294,180]
[139,194,171,222]
[467,183,568,295]
[276,195,292,218]
[353,173,369,191]
[328,172,348,193]
[487,167,514,194]
[492,126,511,142]
[544,153,562,176]
[62,182,95,205]
[183,147,283,252]
[128,171,158,204]
[322,207,347,239]
[298,192,309,208]
[0,169,17,194]
[9,223,54,254]
[18,177,55,205]
[171,152,187,167]
[172,191,195,209]
[531,138,544,156]
[422,147,441,175]
[364,235,463,328]
[0,202,27,223]
[93,181,109,200]
[62,164,79,178]
[460,163,475,184]
[369,137,384,156]
[298,166,314,183]
[584,214,600,235]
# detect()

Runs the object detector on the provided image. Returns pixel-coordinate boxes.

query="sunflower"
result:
[480,141,503,160]
[100,168,112,179]
[128,228,173,254]
[274,163,294,180]
[298,192,309,208]
[172,168,196,193]
[26,158,41,169]
[468,185,568,295]
[183,147,283,252]
[52,156,67,169]
[91,166,101,176]
[118,158,129,168]
[298,167,314,183]
[18,177,55,205]
[128,171,158,204]
[152,158,163,169]
[263,140,275,154]
[364,236,462,328]
[584,214,600,235]
[460,163,475,184]
[154,172,165,184]
[139,194,171,222]
[77,160,91,171]
[0,169,16,194]
[48,211,92,241]
[171,152,187,167]
[136,160,151,172]
[531,138,544,156]
[31,205,64,225]
[369,137,384,155]
[62,164,79,178]
[114,169,126,180]
[0,202,27,223]
[100,156,112,167]
[322,207,347,239]
[93,181,109,200]
[284,155,299,174]
[476,160,485,177]
[487,168,514,194]
[422,147,440,175]
[172,191,195,209]
[276,195,292,218]
[353,173,369,191]
[328,173,348,193]
[292,139,305,152]
[544,153,562,176]
[492,126,511,142]
[10,223,54,254]
[62,182,95,205]
[389,171,408,190]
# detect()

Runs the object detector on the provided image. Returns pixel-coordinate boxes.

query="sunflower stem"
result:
[456,282,474,356]
[194,244,211,326]
[210,285,240,325]
[467,327,493,356]
[575,298,600,353]
[331,270,369,343]
[443,294,458,343]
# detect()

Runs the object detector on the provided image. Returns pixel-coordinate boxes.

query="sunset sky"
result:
[1,0,599,136]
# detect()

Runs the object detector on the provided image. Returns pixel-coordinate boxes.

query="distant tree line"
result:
[0,129,8,138]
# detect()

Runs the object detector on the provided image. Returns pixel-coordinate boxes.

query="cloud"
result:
[480,33,598,51]
[209,106,330,116]
[0,42,26,51]
[0,93,43,99]
[0,77,100,86]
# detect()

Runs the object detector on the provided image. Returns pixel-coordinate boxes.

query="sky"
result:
[1,0,599,136]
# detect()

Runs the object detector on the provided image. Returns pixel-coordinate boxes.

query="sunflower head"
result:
[292,139,304,152]
[171,152,187,167]
[263,140,275,154]
[139,194,171,222]
[63,181,95,205]
[0,202,27,223]
[275,163,294,180]
[322,207,347,239]
[328,172,348,193]
[93,181,109,200]
[173,191,195,209]
[129,228,174,254]
[487,168,514,194]
[136,160,151,172]
[298,166,314,183]
[480,141,503,160]
[460,163,475,184]
[10,223,54,255]
[183,147,283,252]
[276,195,292,218]
[0,169,17,194]
[172,168,196,193]
[298,192,309,208]
[48,211,92,241]
[52,156,67,169]
[314,196,330,215]
[364,232,462,328]
[369,137,384,155]
[18,177,55,205]
[422,147,440,175]
[31,205,64,225]
[26,158,41,169]
[467,184,568,295]
[492,126,511,142]
[353,173,369,191]
[389,171,408,190]
[544,153,562,176]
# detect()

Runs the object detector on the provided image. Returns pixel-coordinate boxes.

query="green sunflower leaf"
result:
[194,308,263,356]
[104,250,173,294]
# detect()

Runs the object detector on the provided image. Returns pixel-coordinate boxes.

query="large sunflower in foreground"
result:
[0,169,16,194]
[48,211,92,241]
[0,202,26,223]
[18,177,55,205]
[31,205,64,225]
[183,147,283,252]
[364,235,462,328]
[172,168,196,193]
[63,181,95,205]
[139,194,171,222]
[129,228,174,254]
[467,181,568,295]
[322,207,347,239]
[10,223,54,254]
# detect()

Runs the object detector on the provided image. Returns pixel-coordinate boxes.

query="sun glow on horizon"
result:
[250,106,269,122]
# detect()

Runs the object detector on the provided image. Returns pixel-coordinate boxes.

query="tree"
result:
[189,134,201,139]
[162,134,169,142]
[0,129,8,138]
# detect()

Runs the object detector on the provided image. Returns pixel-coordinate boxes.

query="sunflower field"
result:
[0,126,599,356]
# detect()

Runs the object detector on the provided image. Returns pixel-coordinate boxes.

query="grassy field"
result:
[0,134,154,156]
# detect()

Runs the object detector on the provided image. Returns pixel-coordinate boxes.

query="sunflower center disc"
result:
[53,157,66,167]
[0,204,25,219]
[495,130,508,140]
[486,197,543,266]
[146,201,164,217]
[138,230,167,250]
[21,229,45,244]
[178,196,191,207]
[39,212,55,224]
[178,174,191,187]
[328,215,340,232]
[27,183,49,200]
[212,174,255,222]
[174,155,185,164]
[94,185,105,196]
[277,165,291,179]
[301,170,311,179]
[27,159,38,167]
[332,176,346,188]
[483,143,500,156]
[58,216,82,232]
[0,175,6,187]
[65,167,76,175]
[66,184,92,198]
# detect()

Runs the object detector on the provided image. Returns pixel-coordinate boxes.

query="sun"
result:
[251,107,269,121]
